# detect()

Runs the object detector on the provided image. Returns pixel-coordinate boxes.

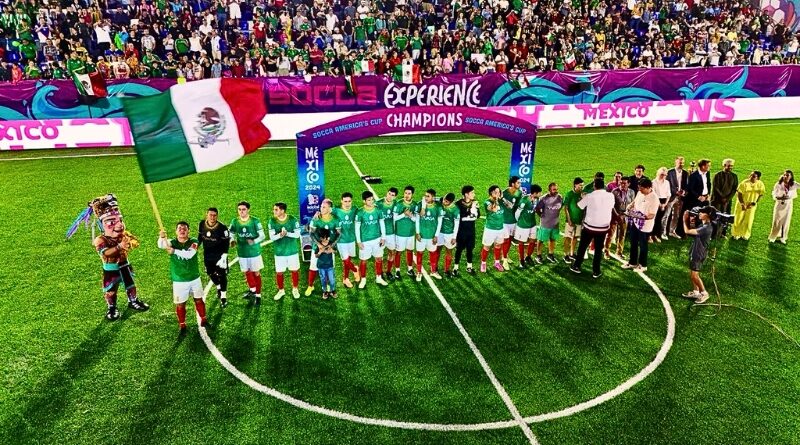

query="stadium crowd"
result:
[0,0,798,81]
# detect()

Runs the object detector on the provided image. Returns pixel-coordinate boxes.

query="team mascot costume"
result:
[68,194,150,320]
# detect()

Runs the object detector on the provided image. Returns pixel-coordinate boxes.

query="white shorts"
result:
[415,237,438,252]
[504,223,516,238]
[437,233,457,249]
[173,278,203,304]
[384,234,396,251]
[239,255,264,272]
[564,223,582,238]
[337,242,356,260]
[514,226,538,242]
[275,254,301,273]
[482,227,506,247]
[359,238,385,260]
[395,235,415,251]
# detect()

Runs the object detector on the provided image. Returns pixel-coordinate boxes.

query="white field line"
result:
[4,120,799,162]
[340,145,539,445]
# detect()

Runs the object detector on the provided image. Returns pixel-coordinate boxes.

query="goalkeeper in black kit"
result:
[199,207,231,308]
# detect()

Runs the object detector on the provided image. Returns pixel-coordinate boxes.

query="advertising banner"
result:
[0,118,132,150]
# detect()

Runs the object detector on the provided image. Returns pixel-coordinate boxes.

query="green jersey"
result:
[563,190,585,224]
[484,199,505,230]
[502,188,522,224]
[310,214,340,243]
[333,207,358,243]
[268,215,300,257]
[417,202,443,239]
[355,207,384,242]
[230,217,264,258]
[411,36,422,50]
[440,204,460,235]
[377,199,396,236]
[394,35,408,50]
[393,200,417,237]
[516,196,538,229]
[169,238,200,282]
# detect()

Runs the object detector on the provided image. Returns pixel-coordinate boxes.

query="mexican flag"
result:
[123,78,271,183]
[401,61,421,84]
[565,53,577,70]
[344,75,358,96]
[72,72,108,98]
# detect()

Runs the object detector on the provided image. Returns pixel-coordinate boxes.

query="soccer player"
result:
[305,199,340,297]
[514,184,542,269]
[562,177,585,263]
[230,201,266,303]
[501,176,523,270]
[454,185,480,275]
[415,189,444,281]
[535,183,563,264]
[356,191,389,288]
[480,185,506,272]
[198,207,230,308]
[333,192,361,288]
[438,193,461,277]
[393,185,418,278]
[158,222,208,332]
[268,202,302,300]
[378,187,399,281]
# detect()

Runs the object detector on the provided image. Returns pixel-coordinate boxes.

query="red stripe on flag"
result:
[219,79,271,154]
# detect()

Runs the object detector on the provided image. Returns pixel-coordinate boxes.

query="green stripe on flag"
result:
[122,91,197,183]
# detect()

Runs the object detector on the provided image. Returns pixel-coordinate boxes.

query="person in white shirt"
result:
[570,179,616,278]
[651,167,672,242]
[229,0,241,23]
[622,178,660,272]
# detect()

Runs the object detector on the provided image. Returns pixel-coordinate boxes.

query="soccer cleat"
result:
[292,288,301,299]
[395,270,402,280]
[406,268,415,277]
[563,255,573,264]
[322,291,330,300]
[179,324,188,335]
[445,270,453,278]
[353,271,361,282]
[416,273,422,282]
[525,256,535,267]
[106,306,120,321]
[621,263,635,269]
[430,271,442,280]
[358,278,367,289]
[128,299,149,311]
[273,289,286,301]
[681,290,700,299]
[452,268,460,277]
[546,254,557,263]
[592,271,603,279]
[494,262,504,272]
[569,265,581,274]
[480,263,487,273]
[534,255,544,265]
[466,266,475,275]
[200,318,210,328]
[220,297,228,309]
[254,296,261,305]
[502,258,510,271]
[383,272,392,282]
[694,292,710,304]
[242,290,255,299]
[304,286,314,297]
[343,278,353,288]
[376,276,389,286]
[517,263,526,270]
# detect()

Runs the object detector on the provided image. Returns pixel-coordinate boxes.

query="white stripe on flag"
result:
[169,79,245,173]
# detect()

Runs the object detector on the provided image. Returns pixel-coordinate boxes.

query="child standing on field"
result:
[316,229,337,299]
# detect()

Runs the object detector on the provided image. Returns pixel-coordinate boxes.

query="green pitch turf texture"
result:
[1,120,798,445]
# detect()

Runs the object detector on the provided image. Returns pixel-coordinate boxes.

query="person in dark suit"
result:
[686,159,712,213]
[666,156,689,237]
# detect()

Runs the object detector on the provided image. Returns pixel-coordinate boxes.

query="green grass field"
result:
[1,120,799,445]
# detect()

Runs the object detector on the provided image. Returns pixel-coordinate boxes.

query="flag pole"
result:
[144,183,166,233]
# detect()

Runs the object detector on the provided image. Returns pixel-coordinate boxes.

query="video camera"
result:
[686,206,733,238]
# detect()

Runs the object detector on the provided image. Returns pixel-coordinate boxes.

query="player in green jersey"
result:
[514,185,543,269]
[437,193,461,277]
[268,202,302,300]
[355,191,389,288]
[393,185,418,278]
[415,189,444,281]
[501,176,523,270]
[481,185,506,273]
[305,199,340,297]
[377,187,399,281]
[333,192,361,288]
[563,177,585,264]
[229,201,266,303]
[158,222,208,332]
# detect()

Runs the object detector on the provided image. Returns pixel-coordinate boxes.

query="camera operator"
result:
[681,206,716,304]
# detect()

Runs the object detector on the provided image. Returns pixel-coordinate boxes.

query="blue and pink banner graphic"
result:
[2,66,800,121]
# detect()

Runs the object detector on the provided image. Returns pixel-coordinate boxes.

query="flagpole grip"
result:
[144,183,166,233]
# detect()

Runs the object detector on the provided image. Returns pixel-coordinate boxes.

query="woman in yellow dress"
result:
[731,170,765,240]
